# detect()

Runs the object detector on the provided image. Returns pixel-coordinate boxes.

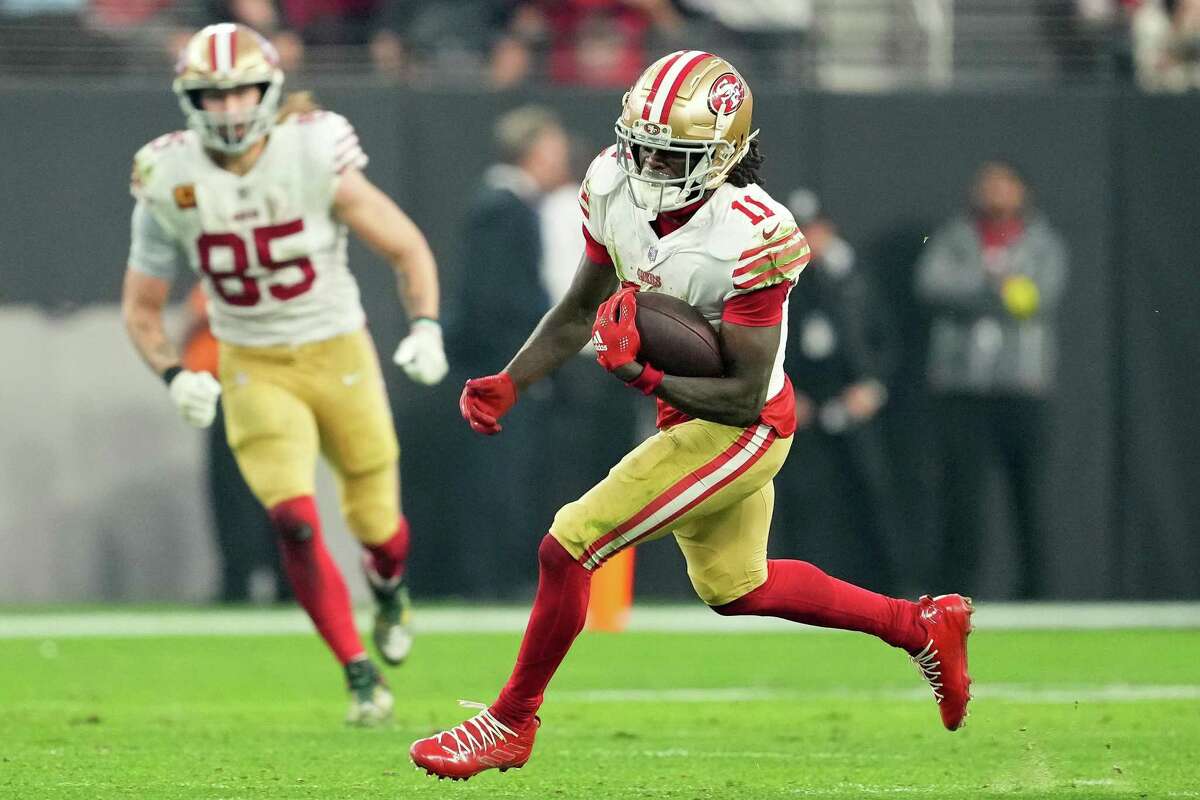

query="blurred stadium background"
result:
[3,3,1200,799]
[0,0,1198,610]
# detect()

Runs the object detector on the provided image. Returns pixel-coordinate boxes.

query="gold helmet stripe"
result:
[646,50,712,124]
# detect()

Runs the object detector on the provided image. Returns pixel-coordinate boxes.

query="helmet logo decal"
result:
[633,119,672,146]
[708,72,745,115]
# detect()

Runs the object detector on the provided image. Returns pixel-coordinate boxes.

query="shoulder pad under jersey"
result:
[130,130,194,202]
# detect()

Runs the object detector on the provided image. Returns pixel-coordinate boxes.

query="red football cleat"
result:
[910,594,974,731]
[410,701,539,781]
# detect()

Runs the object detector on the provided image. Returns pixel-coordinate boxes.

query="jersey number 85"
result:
[197,218,315,307]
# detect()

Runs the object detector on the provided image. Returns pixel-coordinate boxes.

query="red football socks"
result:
[270,495,365,665]
[713,559,928,652]
[365,516,411,581]
[490,535,592,728]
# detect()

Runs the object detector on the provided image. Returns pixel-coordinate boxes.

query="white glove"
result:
[167,369,222,428]
[393,319,449,386]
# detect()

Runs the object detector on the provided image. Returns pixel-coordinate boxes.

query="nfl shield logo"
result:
[647,245,658,263]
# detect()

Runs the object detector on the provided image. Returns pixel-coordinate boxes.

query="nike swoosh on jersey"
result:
[762,223,780,240]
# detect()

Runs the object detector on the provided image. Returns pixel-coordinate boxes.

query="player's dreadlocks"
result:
[725,139,764,188]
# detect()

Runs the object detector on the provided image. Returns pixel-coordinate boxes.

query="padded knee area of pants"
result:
[340,463,399,545]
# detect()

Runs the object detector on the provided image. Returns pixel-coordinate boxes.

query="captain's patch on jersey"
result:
[173,184,197,209]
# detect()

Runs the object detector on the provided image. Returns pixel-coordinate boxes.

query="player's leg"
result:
[677,477,973,730]
[220,343,388,724]
[410,420,784,780]
[307,329,412,666]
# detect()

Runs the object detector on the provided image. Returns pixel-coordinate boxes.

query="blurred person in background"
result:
[523,0,685,87]
[1129,0,1200,90]
[367,0,519,84]
[181,284,289,604]
[121,23,448,724]
[773,191,907,595]
[915,160,1068,599]
[448,106,569,596]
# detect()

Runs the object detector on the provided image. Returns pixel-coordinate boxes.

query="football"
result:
[635,292,724,377]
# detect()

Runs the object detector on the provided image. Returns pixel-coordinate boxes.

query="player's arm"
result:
[334,167,447,384]
[459,251,616,435]
[122,268,180,376]
[505,252,618,390]
[335,167,439,319]
[122,201,221,427]
[613,320,781,428]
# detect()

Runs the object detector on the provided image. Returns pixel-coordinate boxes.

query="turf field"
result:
[1,610,1198,799]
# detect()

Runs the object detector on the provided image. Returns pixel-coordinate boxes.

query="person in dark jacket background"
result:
[915,160,1068,599]
[772,193,908,595]
[448,106,570,597]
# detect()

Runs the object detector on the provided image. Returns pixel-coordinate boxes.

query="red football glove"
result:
[592,286,641,372]
[459,372,517,435]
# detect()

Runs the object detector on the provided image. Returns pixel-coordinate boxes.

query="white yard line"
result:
[556,684,1200,704]
[0,602,1197,639]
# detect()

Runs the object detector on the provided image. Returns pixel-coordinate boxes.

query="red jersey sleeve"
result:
[721,281,790,327]
[582,224,614,267]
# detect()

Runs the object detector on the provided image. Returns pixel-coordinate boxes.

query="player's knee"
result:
[340,465,399,544]
[344,499,395,544]
[540,533,588,573]
[270,495,319,544]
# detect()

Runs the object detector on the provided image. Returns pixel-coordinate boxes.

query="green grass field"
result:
[2,620,1198,799]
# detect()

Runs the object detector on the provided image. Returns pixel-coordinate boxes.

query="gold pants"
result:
[551,419,792,606]
[218,328,400,545]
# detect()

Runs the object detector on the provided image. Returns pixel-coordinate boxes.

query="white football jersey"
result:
[580,146,811,404]
[130,111,368,347]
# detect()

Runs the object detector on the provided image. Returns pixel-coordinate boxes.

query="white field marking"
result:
[556,684,1200,704]
[0,602,1198,639]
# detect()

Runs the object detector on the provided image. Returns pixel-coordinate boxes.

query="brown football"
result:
[634,292,724,378]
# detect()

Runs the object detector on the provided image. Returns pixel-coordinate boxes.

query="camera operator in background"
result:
[915,160,1068,599]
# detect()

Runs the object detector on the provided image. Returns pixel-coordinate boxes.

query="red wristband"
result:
[626,363,664,395]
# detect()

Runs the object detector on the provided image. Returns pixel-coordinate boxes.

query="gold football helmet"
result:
[615,51,756,213]
[173,23,283,154]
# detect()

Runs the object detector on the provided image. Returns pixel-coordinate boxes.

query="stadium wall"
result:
[0,85,1196,602]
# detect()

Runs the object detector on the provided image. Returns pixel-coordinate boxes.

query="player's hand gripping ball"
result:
[592,286,642,373]
[459,372,517,436]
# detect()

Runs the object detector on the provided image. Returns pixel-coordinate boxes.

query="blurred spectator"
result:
[915,161,1068,599]
[772,191,907,595]
[522,0,684,87]
[448,106,569,596]
[1130,0,1200,90]
[368,0,516,84]
[181,286,288,603]
[278,0,375,46]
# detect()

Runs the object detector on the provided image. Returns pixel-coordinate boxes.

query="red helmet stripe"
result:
[657,51,712,124]
[641,51,685,121]
[208,31,218,72]
[229,26,237,70]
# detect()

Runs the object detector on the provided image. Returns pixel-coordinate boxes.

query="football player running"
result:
[411,51,973,779]
[122,23,447,725]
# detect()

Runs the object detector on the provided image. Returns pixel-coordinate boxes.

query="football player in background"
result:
[121,23,448,725]
[412,51,974,779]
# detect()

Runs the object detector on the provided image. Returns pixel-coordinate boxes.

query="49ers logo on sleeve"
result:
[708,73,745,115]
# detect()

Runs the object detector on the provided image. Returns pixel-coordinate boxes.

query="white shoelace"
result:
[439,700,517,758]
[910,640,944,703]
